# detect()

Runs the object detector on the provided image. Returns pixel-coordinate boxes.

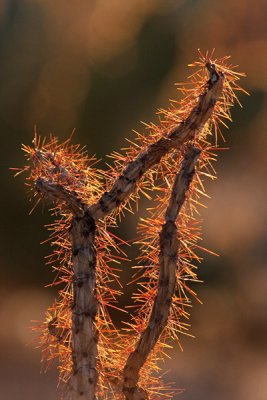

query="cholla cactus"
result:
[13,50,246,400]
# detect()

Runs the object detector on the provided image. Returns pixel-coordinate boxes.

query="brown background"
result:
[1,1,267,399]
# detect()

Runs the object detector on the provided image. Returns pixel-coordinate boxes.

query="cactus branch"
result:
[36,178,98,399]
[14,51,246,400]
[70,212,98,400]
[33,63,222,399]
[88,63,223,221]
[122,145,201,399]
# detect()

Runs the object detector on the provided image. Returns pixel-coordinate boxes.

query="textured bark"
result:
[88,63,223,221]
[36,63,223,226]
[69,212,98,400]
[122,146,201,400]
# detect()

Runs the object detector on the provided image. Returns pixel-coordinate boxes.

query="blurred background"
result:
[1,0,267,399]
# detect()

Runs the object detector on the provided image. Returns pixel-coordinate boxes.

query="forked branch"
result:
[17,54,242,400]
[31,62,223,400]
[33,61,223,222]
[88,62,223,221]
